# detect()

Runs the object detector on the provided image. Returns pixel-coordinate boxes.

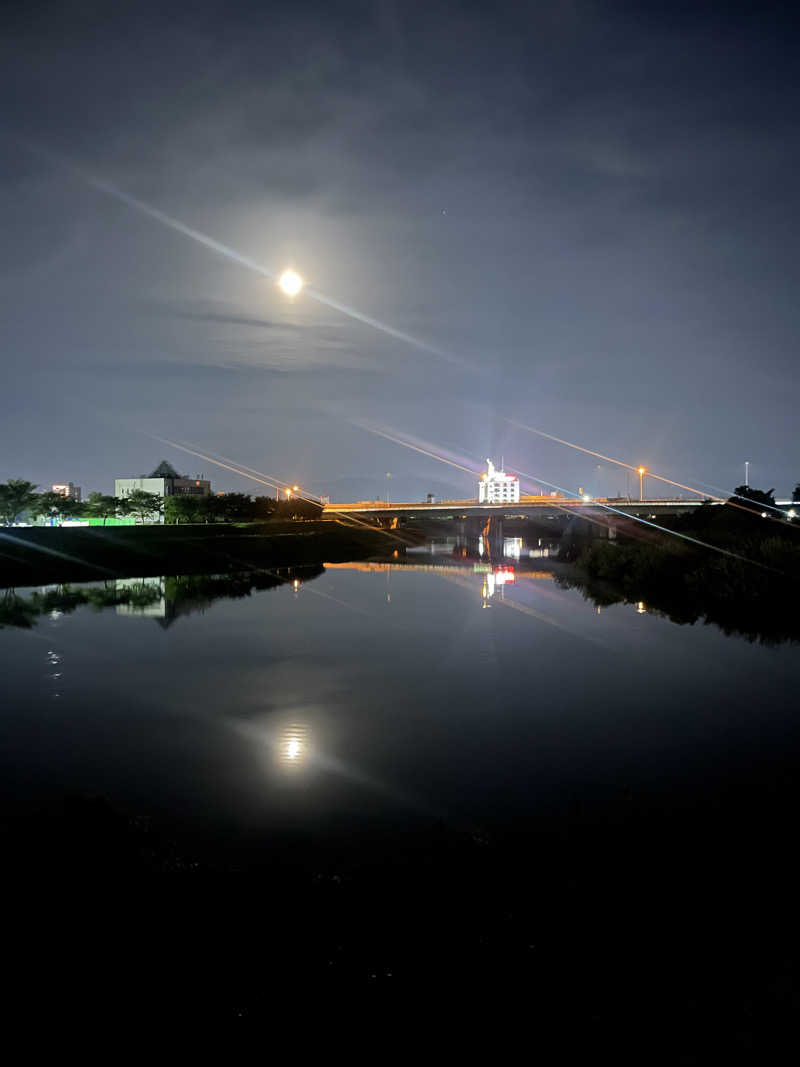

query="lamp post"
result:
[638,467,645,502]
[385,472,391,507]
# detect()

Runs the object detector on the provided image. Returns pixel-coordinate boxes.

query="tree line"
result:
[0,480,164,525]
[0,479,322,526]
[164,493,321,523]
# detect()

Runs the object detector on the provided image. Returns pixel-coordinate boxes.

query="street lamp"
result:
[638,467,646,502]
[385,472,391,507]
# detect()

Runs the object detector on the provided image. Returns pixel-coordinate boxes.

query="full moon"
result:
[278,268,304,296]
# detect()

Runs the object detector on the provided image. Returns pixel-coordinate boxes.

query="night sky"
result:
[1,1,798,502]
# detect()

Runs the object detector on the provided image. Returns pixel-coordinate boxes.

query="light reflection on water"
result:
[277,722,311,770]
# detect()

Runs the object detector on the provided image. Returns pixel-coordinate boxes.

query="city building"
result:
[52,482,81,502]
[115,460,212,504]
[478,458,520,504]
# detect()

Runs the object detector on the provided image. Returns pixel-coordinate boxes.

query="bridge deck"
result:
[324,497,717,517]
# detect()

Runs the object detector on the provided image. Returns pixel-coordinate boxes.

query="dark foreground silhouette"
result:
[4,773,799,1053]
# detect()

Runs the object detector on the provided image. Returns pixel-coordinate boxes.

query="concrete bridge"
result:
[323,496,718,543]
[324,496,716,523]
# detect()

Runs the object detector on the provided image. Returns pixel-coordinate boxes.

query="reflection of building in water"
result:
[277,723,311,770]
[528,538,554,559]
[116,575,216,627]
[115,568,324,628]
[481,565,515,605]
[503,537,522,559]
[115,577,166,618]
[478,458,520,504]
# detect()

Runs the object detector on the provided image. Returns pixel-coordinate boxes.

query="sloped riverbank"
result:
[0,519,396,588]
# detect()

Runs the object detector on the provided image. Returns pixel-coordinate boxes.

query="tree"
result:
[793,484,800,503]
[276,497,323,521]
[253,496,279,520]
[164,496,199,525]
[86,491,121,526]
[0,480,39,525]
[34,490,74,525]
[195,496,220,523]
[215,492,252,523]
[164,495,221,524]
[60,498,85,521]
[732,485,776,509]
[124,489,164,524]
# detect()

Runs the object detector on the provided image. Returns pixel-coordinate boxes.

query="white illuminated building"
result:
[52,482,81,502]
[478,458,520,504]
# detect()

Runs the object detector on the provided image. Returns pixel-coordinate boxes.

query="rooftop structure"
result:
[478,458,520,504]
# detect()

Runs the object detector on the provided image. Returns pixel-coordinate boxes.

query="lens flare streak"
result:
[31,145,472,368]
[507,419,796,527]
[353,421,480,477]
[147,435,407,548]
[509,466,779,573]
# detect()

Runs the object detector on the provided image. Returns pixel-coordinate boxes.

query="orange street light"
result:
[638,467,646,501]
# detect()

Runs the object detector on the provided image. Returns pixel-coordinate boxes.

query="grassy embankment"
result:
[0,519,396,588]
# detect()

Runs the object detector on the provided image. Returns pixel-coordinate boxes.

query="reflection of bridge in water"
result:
[327,533,561,606]
[325,560,555,581]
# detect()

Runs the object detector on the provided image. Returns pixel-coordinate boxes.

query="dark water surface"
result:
[2,552,797,845]
[2,547,799,1029]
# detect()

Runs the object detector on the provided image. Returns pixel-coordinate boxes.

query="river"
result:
[2,538,799,1021]
[2,537,797,861]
